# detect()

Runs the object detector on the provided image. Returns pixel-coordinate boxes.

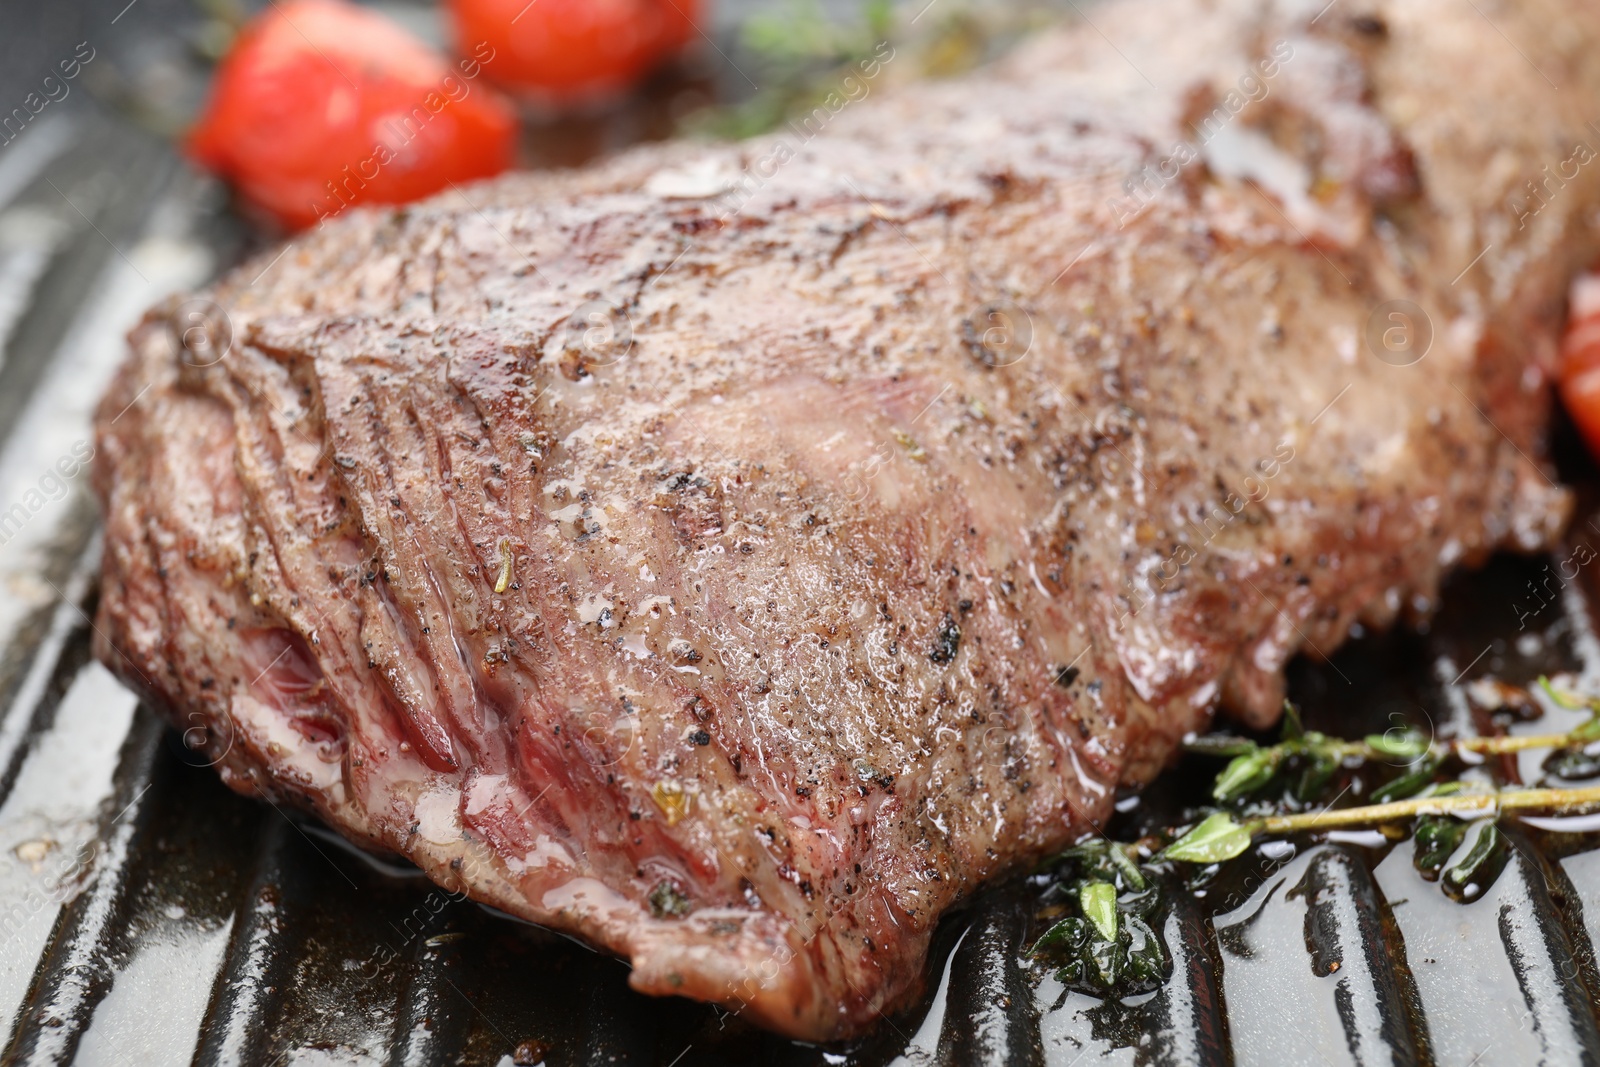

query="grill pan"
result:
[5,2,1600,1064]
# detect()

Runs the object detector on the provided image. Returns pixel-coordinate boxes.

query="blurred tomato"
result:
[1562,275,1600,457]
[446,0,700,103]
[187,0,518,230]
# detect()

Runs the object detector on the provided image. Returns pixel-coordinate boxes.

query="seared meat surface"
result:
[93,0,1600,1040]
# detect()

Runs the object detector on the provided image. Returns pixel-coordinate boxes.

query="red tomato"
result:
[447,0,700,103]
[1560,274,1600,457]
[187,0,518,231]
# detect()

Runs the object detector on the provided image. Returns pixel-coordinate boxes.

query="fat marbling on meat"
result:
[91,0,1600,1040]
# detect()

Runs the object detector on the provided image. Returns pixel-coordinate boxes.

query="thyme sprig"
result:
[1185,679,1600,806]
[1033,676,1600,995]
[1164,676,1600,880]
[1160,784,1600,863]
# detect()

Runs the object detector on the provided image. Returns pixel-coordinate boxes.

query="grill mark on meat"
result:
[91,0,1600,1042]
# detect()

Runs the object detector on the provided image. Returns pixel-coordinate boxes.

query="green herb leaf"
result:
[1441,819,1509,903]
[1365,729,1431,759]
[1213,749,1279,802]
[1029,916,1089,959]
[1079,881,1119,943]
[1116,883,1163,920]
[1538,676,1600,742]
[1281,701,1305,741]
[1540,675,1585,710]
[1412,815,1467,880]
[1056,957,1086,986]
[1371,754,1440,804]
[1088,932,1124,987]
[1107,843,1147,892]
[1160,812,1254,864]
[1293,752,1341,804]
[1054,839,1147,892]
[1124,914,1167,983]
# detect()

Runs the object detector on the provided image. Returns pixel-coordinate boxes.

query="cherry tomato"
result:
[187,0,518,231]
[1560,274,1600,457]
[446,0,700,104]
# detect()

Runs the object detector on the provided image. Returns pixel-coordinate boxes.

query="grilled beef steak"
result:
[92,0,1600,1041]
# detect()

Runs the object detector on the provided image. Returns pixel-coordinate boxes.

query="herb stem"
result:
[1447,733,1591,755]
[1248,785,1600,835]
[1196,730,1600,764]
